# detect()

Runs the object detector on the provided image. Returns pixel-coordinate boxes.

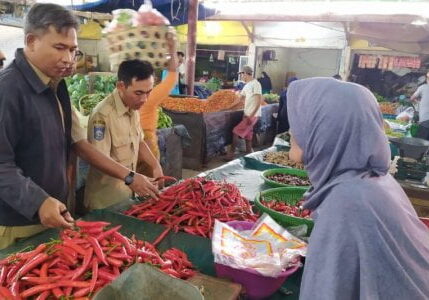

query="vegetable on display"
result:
[260,199,312,219]
[267,174,310,186]
[0,221,194,299]
[263,152,304,169]
[157,108,173,129]
[124,178,258,240]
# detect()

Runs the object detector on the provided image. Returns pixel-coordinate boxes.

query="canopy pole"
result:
[186,0,198,96]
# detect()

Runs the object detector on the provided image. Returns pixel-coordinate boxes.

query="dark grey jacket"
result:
[0,49,72,226]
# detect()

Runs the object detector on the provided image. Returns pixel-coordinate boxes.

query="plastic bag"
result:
[212,214,307,277]
[396,107,414,122]
[134,1,170,26]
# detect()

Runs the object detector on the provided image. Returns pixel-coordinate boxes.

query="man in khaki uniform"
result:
[85,60,163,210]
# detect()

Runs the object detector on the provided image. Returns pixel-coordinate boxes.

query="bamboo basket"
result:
[105,25,173,71]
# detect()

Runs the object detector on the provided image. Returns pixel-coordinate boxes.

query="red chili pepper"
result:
[0,286,14,298]
[111,232,132,255]
[35,290,50,300]
[89,258,98,292]
[21,283,58,298]
[86,236,109,266]
[0,265,7,286]
[73,287,90,297]
[65,286,73,297]
[98,270,117,282]
[13,252,50,281]
[21,276,61,284]
[10,281,21,298]
[152,227,172,247]
[106,257,123,268]
[52,287,64,298]
[96,225,122,242]
[75,220,110,228]
[63,240,87,256]
[70,248,93,280]
[39,262,48,278]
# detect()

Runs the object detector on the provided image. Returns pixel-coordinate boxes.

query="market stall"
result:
[161,92,279,169]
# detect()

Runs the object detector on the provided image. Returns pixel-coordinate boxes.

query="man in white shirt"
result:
[177,51,186,94]
[226,66,262,160]
[411,71,429,139]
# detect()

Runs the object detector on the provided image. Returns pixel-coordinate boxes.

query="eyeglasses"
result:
[74,50,84,61]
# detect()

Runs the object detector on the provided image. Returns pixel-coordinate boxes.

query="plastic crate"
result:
[255,187,313,235]
[261,168,310,188]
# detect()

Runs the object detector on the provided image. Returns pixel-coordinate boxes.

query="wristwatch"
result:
[124,171,135,186]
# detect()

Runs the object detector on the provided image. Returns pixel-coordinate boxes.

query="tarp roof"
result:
[205,1,429,54]
[67,0,215,26]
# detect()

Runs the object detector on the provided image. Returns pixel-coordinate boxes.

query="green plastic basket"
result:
[255,187,314,235]
[261,168,310,188]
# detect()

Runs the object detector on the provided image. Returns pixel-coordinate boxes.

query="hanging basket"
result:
[105,25,173,71]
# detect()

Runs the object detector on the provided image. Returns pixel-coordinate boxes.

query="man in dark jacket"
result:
[277,77,298,134]
[0,3,159,249]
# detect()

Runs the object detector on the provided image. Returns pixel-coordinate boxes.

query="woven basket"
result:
[106,25,173,71]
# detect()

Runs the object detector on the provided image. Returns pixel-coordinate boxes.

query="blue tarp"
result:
[70,0,215,26]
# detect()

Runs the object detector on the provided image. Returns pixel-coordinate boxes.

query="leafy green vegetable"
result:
[157,108,173,129]
[264,93,280,103]
[65,74,117,116]
[202,77,222,93]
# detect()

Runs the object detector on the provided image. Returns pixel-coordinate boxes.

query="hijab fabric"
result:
[287,78,429,300]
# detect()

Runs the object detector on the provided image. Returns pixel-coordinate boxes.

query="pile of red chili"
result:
[124,178,258,239]
[0,220,194,299]
[261,199,312,219]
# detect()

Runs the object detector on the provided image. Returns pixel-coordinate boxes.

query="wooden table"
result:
[398,180,429,217]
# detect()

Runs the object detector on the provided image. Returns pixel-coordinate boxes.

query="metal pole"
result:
[186,0,198,96]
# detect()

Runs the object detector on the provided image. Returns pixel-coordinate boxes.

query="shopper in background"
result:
[258,71,272,94]
[277,76,298,134]
[85,59,163,210]
[177,51,186,94]
[0,50,5,70]
[287,78,429,299]
[0,3,157,249]
[225,66,262,160]
[139,32,178,174]
[411,71,429,140]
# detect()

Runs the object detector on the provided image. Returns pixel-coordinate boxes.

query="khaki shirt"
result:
[29,62,86,143]
[84,89,144,210]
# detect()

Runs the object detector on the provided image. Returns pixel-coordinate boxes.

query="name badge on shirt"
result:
[93,120,106,141]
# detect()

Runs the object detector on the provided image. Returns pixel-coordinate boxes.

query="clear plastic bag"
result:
[212,214,307,277]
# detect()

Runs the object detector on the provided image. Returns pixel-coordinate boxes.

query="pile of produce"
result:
[260,199,311,219]
[161,90,238,113]
[0,220,194,299]
[65,74,117,116]
[267,174,310,186]
[157,108,173,129]
[263,93,280,104]
[124,178,258,239]
[263,152,304,169]
[379,102,398,115]
[202,77,222,93]
[385,128,405,138]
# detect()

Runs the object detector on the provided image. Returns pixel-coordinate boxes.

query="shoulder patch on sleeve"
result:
[93,119,106,141]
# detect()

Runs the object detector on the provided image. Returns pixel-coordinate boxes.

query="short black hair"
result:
[24,3,79,36]
[177,51,185,57]
[333,74,342,80]
[118,60,154,86]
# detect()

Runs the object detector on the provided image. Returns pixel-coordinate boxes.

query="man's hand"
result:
[166,30,177,53]
[38,197,74,228]
[152,165,165,188]
[129,173,159,199]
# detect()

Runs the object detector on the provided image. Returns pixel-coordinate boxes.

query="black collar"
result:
[14,48,49,95]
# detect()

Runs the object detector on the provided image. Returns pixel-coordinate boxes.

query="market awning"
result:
[204,1,429,54]
[66,0,216,26]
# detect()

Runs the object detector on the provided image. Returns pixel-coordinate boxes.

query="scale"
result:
[389,137,429,182]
